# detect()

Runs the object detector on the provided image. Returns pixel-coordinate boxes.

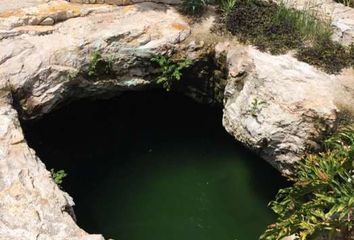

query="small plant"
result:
[181,0,207,16]
[261,127,354,240]
[51,169,67,187]
[151,55,193,91]
[250,98,266,117]
[87,50,114,79]
[220,0,237,14]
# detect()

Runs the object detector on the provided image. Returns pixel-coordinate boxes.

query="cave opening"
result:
[21,90,287,240]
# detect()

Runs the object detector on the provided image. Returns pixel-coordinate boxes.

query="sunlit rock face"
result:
[0,0,191,119]
[0,1,191,239]
[0,0,353,239]
[218,43,338,175]
[0,94,105,240]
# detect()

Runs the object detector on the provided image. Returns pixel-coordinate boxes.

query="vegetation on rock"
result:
[152,55,192,91]
[50,169,67,187]
[181,0,207,16]
[261,127,354,240]
[87,50,114,79]
[224,0,354,73]
[219,0,237,14]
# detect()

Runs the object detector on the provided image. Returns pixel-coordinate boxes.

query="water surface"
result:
[22,91,287,240]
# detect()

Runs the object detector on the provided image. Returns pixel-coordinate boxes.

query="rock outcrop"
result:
[0,92,104,240]
[218,43,339,174]
[0,1,191,239]
[0,1,191,118]
[0,0,353,239]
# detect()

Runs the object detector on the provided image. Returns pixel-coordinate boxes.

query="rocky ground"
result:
[0,0,353,239]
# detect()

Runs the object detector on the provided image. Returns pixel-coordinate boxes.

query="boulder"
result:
[216,43,339,175]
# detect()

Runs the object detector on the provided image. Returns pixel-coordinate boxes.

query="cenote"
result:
[22,90,287,240]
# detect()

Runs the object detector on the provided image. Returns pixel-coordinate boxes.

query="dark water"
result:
[22,91,287,240]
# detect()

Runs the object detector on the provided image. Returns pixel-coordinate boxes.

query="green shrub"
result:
[87,50,114,79]
[220,0,237,14]
[261,127,354,240]
[152,55,192,91]
[181,0,207,16]
[51,169,67,187]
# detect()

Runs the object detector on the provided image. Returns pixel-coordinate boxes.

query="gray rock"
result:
[217,43,339,175]
[0,1,191,239]
[274,0,354,46]
[40,17,55,25]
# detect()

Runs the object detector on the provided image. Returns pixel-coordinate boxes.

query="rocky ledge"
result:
[0,0,353,239]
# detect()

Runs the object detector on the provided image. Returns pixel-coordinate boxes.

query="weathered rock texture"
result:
[218,43,339,174]
[0,1,191,118]
[0,0,353,239]
[0,1,191,239]
[0,93,104,240]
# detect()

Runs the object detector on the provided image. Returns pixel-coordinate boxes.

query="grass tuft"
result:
[220,0,237,14]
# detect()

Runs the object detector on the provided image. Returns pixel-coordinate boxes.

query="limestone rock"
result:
[0,2,191,118]
[218,43,339,174]
[0,93,105,240]
[40,17,55,25]
[0,1,191,239]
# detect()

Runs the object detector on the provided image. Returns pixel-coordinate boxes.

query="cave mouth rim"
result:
[19,89,287,240]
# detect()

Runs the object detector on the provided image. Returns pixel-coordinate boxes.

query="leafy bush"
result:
[51,169,67,187]
[151,55,192,91]
[181,0,207,15]
[261,127,354,240]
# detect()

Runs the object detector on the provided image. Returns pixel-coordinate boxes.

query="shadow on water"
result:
[21,90,288,240]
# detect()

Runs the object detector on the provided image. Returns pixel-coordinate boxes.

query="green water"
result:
[22,91,287,240]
